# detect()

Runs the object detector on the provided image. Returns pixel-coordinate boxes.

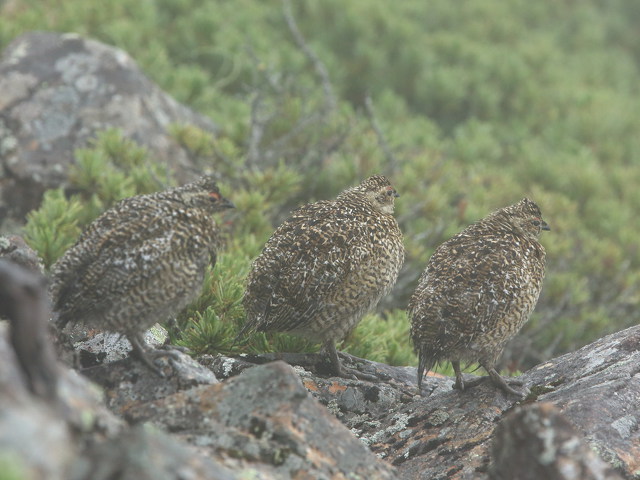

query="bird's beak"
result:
[221,198,235,209]
[541,221,550,231]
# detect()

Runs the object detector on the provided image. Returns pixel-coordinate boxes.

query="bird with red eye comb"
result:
[50,176,234,375]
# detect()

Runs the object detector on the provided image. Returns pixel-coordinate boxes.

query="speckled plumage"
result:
[409,198,549,395]
[242,175,405,379]
[50,176,234,373]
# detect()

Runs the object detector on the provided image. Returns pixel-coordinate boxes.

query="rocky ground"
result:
[1,244,639,479]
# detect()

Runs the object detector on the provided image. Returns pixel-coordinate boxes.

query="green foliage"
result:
[23,189,83,268]
[69,128,170,219]
[343,310,416,366]
[8,0,640,369]
[0,454,27,480]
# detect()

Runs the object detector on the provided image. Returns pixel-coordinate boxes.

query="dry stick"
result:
[247,92,276,167]
[246,93,265,167]
[282,0,337,113]
[364,94,399,175]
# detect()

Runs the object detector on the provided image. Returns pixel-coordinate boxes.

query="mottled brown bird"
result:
[241,175,405,379]
[50,176,234,374]
[409,198,549,396]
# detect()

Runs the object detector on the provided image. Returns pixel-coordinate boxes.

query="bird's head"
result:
[504,198,550,239]
[181,176,235,212]
[356,175,400,215]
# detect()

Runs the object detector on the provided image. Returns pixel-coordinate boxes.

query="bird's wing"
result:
[244,201,383,333]
[51,198,187,317]
[409,234,519,349]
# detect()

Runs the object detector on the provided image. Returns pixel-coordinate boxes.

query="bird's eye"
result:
[532,220,541,227]
[386,187,394,196]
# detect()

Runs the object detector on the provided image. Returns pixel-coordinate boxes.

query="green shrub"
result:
[23,189,83,269]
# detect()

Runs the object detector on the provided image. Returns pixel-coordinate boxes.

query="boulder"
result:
[0,31,217,227]
[325,325,639,479]
[490,402,622,480]
[124,361,397,479]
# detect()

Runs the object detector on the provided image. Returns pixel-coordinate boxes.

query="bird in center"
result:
[241,175,405,380]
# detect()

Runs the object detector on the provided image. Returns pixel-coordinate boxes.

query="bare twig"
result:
[282,0,337,112]
[247,92,276,166]
[364,94,399,175]
[245,44,285,94]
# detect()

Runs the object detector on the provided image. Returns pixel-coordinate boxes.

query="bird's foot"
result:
[326,349,378,382]
[487,369,528,398]
[452,374,486,391]
[335,365,379,382]
[129,348,169,377]
[452,371,528,398]
[128,335,186,377]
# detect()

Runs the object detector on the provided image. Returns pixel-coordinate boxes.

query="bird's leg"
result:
[452,361,493,391]
[452,360,466,390]
[485,366,527,397]
[451,361,526,397]
[323,340,378,382]
[127,333,181,377]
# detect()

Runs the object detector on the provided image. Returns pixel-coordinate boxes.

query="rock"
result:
[58,321,170,368]
[0,323,74,480]
[79,350,219,414]
[71,425,235,480]
[198,328,639,479]
[0,31,218,227]
[330,325,638,479]
[0,259,57,399]
[74,326,169,367]
[489,402,622,480]
[1,323,232,480]
[0,235,45,273]
[0,297,119,480]
[124,361,397,479]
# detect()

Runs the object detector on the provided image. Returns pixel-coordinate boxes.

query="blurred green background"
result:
[4,0,640,372]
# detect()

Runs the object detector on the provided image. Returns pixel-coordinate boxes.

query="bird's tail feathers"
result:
[417,347,437,389]
[232,317,259,347]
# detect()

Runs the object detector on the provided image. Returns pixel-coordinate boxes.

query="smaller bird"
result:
[50,176,234,374]
[241,175,405,380]
[409,198,549,396]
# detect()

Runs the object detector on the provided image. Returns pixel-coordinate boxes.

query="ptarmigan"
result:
[50,176,234,374]
[408,198,549,396]
[241,175,405,379]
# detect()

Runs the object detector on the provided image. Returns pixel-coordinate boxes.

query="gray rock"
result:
[79,347,219,414]
[0,259,57,399]
[70,425,235,480]
[0,235,44,273]
[0,327,74,480]
[201,328,639,478]
[490,402,621,480]
[61,322,169,367]
[124,361,398,479]
[343,325,640,479]
[0,31,217,226]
